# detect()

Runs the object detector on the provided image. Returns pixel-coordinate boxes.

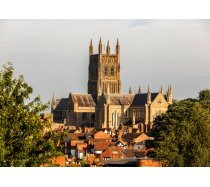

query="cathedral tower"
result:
[88,38,121,100]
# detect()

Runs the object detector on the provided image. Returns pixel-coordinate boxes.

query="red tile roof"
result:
[94,142,111,151]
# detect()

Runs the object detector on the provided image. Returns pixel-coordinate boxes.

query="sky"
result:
[0,19,210,106]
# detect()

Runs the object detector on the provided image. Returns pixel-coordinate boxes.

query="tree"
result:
[149,100,210,167]
[0,63,64,166]
[199,89,210,101]
[198,89,210,112]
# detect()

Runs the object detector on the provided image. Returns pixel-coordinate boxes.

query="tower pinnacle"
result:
[106,40,110,55]
[160,85,163,95]
[147,84,151,104]
[116,38,120,55]
[99,37,102,54]
[129,86,133,94]
[138,85,142,94]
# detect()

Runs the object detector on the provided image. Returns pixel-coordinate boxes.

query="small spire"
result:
[160,85,163,95]
[129,86,133,94]
[167,84,172,104]
[90,39,93,46]
[147,84,151,104]
[117,38,119,46]
[138,85,142,94]
[99,37,102,45]
[52,92,56,103]
[169,84,172,93]
[167,85,170,94]
[148,84,151,93]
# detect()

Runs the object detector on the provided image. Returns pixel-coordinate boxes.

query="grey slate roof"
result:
[122,133,141,142]
[108,93,159,106]
[71,93,96,107]
[54,98,68,111]
[131,93,159,106]
[109,94,135,105]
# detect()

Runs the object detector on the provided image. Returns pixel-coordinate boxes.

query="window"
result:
[111,67,114,76]
[104,67,108,76]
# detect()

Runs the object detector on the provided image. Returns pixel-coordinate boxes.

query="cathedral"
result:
[51,38,173,131]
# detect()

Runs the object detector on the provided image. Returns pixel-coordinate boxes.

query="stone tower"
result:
[88,38,121,100]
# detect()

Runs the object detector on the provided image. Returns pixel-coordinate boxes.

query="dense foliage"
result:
[0,63,64,166]
[149,90,210,167]
[199,89,210,101]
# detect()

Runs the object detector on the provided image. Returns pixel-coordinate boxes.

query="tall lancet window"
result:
[105,66,108,76]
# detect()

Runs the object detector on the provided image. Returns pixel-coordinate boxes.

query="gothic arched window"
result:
[111,67,114,76]
[105,66,108,76]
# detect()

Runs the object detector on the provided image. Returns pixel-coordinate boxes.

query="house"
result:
[100,146,136,161]
[113,140,127,148]
[76,143,88,159]
[133,133,150,150]
[65,133,86,156]
[122,132,150,144]
[92,142,112,155]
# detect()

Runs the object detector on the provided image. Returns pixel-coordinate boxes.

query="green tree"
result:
[198,89,210,112]
[199,89,210,101]
[149,100,210,167]
[0,63,64,166]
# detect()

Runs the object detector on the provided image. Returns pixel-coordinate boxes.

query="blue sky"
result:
[0,20,210,106]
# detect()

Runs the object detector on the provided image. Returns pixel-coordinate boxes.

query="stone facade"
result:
[51,38,173,131]
[88,38,121,99]
[66,93,95,126]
